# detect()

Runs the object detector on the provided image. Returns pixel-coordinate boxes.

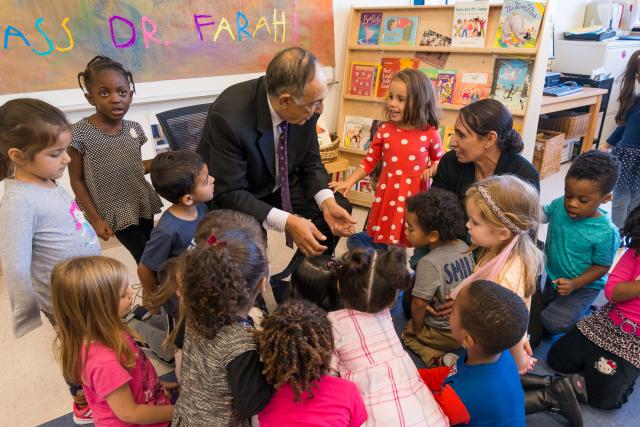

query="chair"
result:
[156,103,211,152]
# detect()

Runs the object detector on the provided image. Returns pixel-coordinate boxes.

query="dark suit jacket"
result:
[197,77,330,223]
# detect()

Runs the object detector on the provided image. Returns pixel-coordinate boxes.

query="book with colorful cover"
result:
[490,57,534,111]
[452,72,491,105]
[436,72,457,104]
[420,67,441,90]
[415,51,449,68]
[343,116,375,151]
[438,125,455,152]
[419,29,452,47]
[348,63,380,97]
[376,57,421,98]
[381,16,419,45]
[358,12,383,45]
[451,1,489,48]
[494,0,545,49]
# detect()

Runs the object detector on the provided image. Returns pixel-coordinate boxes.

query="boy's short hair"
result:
[458,280,528,355]
[150,150,205,204]
[405,188,466,241]
[566,151,620,195]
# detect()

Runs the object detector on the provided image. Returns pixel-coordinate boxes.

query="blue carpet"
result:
[40,295,637,426]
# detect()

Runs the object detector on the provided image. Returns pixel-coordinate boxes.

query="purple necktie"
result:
[278,121,294,248]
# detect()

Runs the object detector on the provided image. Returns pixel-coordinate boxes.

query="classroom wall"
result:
[0,0,411,200]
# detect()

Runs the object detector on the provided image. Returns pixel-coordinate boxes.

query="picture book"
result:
[381,16,419,45]
[494,0,545,48]
[452,72,491,105]
[376,57,421,98]
[348,63,380,97]
[357,175,375,194]
[358,12,383,45]
[316,115,333,148]
[419,29,452,47]
[451,1,489,48]
[420,67,441,90]
[436,72,457,104]
[343,116,375,151]
[415,51,449,68]
[490,57,534,111]
[150,122,170,154]
[438,125,455,152]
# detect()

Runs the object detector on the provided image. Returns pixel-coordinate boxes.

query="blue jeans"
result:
[612,185,640,229]
[541,277,600,334]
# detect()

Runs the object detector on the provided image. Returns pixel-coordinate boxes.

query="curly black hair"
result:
[457,280,529,356]
[77,55,136,94]
[405,188,466,241]
[566,150,620,195]
[257,300,333,401]
[291,255,341,312]
[150,150,205,203]
[182,229,267,340]
[336,246,411,313]
[621,204,640,255]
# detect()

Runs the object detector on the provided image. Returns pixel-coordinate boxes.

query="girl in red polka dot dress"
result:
[331,69,443,246]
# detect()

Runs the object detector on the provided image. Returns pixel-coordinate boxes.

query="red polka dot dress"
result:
[361,121,443,246]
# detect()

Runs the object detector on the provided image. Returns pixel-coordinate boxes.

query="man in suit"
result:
[198,47,355,257]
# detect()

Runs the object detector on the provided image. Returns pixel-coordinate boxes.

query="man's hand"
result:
[285,215,327,256]
[554,278,577,296]
[322,198,357,237]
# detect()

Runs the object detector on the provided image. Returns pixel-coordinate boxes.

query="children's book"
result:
[343,116,375,151]
[438,125,455,152]
[415,51,449,68]
[316,115,333,148]
[490,57,534,111]
[419,29,452,47]
[419,67,442,91]
[357,175,375,193]
[494,0,545,49]
[436,72,457,104]
[150,123,170,154]
[348,63,380,97]
[381,16,419,45]
[376,57,421,98]
[452,72,491,105]
[358,12,383,45]
[451,1,490,48]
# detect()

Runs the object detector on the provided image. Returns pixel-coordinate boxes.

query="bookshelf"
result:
[337,3,550,207]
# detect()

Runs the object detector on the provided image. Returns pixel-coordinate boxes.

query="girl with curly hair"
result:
[329,246,448,426]
[257,300,367,426]
[547,205,640,410]
[171,229,273,426]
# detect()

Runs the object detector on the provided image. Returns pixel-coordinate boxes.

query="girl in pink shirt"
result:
[548,205,640,410]
[257,300,367,427]
[52,256,173,426]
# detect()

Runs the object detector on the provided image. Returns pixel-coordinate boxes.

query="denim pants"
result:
[540,277,600,334]
[612,185,640,229]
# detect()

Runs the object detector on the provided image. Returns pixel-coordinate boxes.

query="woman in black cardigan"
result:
[432,98,539,200]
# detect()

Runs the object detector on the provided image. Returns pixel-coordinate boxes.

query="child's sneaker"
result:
[433,353,459,368]
[72,403,93,425]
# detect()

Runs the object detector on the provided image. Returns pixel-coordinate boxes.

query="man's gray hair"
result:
[265,47,319,99]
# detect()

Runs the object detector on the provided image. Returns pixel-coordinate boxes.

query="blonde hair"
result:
[466,175,544,298]
[52,256,135,385]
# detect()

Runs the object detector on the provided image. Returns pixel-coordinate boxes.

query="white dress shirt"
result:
[263,97,334,232]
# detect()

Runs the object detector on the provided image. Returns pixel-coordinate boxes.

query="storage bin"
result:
[533,130,565,179]
[538,113,591,139]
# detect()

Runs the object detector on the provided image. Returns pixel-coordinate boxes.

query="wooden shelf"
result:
[348,44,537,55]
[347,191,373,208]
[342,95,525,116]
[339,146,368,155]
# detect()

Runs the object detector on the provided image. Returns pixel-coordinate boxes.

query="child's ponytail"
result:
[182,229,267,340]
[336,246,410,313]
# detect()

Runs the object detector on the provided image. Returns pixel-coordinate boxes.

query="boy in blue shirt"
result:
[542,151,621,335]
[419,280,583,427]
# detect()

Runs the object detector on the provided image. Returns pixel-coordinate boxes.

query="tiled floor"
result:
[1,162,630,427]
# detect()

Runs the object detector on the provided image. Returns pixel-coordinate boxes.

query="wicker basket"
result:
[320,133,340,163]
[533,130,565,180]
[538,113,590,139]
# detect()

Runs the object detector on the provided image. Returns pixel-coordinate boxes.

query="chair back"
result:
[156,103,211,151]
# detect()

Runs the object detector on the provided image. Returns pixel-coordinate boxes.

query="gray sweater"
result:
[0,179,100,337]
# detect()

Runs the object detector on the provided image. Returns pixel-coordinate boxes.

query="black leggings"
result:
[547,326,639,409]
[114,217,154,264]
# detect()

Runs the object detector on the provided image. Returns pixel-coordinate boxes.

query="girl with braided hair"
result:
[69,55,162,264]
[257,300,367,426]
[171,229,273,426]
[329,246,448,426]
